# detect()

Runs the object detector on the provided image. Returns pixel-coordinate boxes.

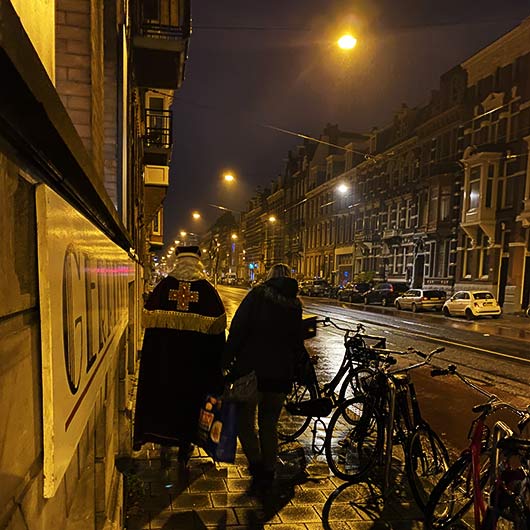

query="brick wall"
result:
[55,0,105,180]
[103,0,119,207]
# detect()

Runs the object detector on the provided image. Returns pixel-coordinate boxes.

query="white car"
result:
[442,290,502,320]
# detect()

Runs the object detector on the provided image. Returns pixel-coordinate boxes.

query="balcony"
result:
[382,228,401,240]
[144,108,172,165]
[133,0,191,88]
[144,165,169,222]
[354,229,373,242]
[461,206,496,243]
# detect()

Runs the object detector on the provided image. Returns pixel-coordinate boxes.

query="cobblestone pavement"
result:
[124,414,434,530]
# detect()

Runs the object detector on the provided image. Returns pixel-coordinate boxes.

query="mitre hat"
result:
[175,246,201,258]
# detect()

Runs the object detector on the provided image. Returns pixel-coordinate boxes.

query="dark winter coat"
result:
[224,277,305,393]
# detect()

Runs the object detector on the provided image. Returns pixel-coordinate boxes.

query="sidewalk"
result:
[123,416,426,530]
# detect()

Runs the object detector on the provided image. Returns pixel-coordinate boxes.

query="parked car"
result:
[337,282,371,303]
[328,285,343,299]
[364,282,409,306]
[442,290,502,320]
[299,279,330,297]
[394,289,447,312]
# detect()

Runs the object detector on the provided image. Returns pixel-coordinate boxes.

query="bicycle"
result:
[425,364,530,530]
[278,317,387,443]
[324,344,448,512]
[483,434,530,530]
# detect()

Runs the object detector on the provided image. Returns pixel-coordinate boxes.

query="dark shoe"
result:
[259,469,276,494]
[177,443,193,465]
[247,468,276,498]
[160,446,171,469]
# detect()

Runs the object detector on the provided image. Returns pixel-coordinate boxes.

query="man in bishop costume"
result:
[133,246,226,466]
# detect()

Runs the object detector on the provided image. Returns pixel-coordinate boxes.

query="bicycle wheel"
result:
[405,426,450,512]
[426,451,491,529]
[338,366,376,402]
[278,380,318,441]
[324,396,384,481]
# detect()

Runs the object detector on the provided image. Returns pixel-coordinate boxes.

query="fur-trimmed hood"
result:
[254,277,301,309]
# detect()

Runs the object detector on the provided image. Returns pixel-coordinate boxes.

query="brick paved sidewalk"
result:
[124,418,428,530]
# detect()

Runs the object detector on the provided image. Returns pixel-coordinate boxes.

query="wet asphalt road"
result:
[218,286,530,454]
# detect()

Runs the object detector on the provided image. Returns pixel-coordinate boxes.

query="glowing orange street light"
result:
[223,172,235,183]
[268,215,277,223]
[338,34,357,50]
[192,211,201,220]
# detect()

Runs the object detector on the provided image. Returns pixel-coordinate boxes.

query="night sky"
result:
[165,0,529,245]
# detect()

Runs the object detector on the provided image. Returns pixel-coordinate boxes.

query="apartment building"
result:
[456,17,530,312]
[232,17,529,313]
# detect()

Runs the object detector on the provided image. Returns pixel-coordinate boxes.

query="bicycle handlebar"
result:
[431,363,530,421]
[316,316,365,334]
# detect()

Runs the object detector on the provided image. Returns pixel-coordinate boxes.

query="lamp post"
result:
[264,215,277,270]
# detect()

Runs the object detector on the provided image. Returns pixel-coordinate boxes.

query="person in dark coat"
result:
[133,246,226,468]
[224,263,305,491]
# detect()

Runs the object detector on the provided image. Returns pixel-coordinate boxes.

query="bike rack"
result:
[491,421,514,482]
[384,378,397,493]
[310,417,327,455]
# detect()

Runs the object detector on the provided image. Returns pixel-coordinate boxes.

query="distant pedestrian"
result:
[224,263,305,492]
[133,246,226,469]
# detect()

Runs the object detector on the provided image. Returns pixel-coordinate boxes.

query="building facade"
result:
[237,17,530,313]
[0,1,190,529]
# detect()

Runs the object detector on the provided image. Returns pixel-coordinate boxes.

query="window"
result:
[485,164,494,208]
[152,210,161,235]
[429,187,438,224]
[405,199,412,228]
[440,186,451,221]
[478,231,490,278]
[462,236,473,279]
[468,166,481,211]
[474,292,494,300]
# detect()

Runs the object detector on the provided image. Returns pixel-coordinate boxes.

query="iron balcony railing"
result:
[136,0,191,40]
[145,109,172,149]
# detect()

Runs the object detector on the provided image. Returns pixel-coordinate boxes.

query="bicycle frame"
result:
[319,320,386,402]
[429,364,530,530]
[369,353,444,492]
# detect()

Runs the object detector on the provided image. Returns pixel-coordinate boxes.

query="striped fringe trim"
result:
[142,309,227,335]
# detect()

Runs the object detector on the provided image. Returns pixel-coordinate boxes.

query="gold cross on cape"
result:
[169,282,199,311]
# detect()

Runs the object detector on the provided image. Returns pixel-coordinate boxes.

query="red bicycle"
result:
[425,364,530,530]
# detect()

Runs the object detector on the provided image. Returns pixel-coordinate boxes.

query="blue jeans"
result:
[236,391,286,474]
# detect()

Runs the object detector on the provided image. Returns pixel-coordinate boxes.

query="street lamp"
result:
[192,211,201,220]
[223,172,235,183]
[337,34,357,50]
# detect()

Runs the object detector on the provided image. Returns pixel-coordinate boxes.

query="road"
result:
[218,286,530,455]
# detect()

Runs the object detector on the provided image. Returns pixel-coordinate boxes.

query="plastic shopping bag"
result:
[197,395,237,463]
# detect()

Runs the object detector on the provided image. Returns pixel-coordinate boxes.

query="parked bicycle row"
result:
[281,317,530,529]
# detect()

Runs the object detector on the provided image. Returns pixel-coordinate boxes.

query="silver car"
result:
[394,289,447,312]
